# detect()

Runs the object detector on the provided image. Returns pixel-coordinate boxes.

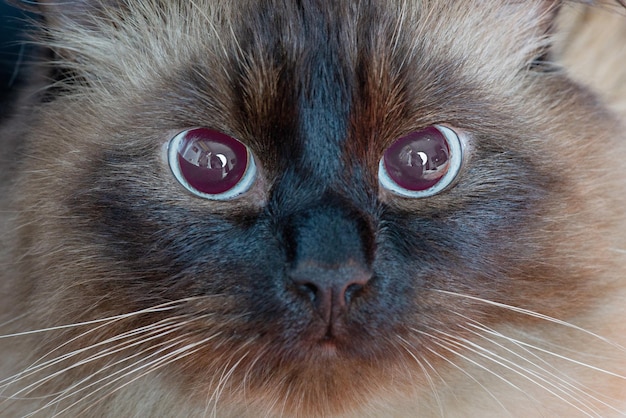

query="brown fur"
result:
[1,1,626,417]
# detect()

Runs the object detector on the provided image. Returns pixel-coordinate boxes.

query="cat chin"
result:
[1,1,626,417]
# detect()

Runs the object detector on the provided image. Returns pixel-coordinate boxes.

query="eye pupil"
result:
[379,125,463,198]
[383,126,451,192]
[169,128,256,199]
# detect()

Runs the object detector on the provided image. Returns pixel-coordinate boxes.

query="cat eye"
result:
[168,128,256,200]
[378,125,463,198]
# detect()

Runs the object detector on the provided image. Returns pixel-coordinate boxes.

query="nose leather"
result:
[290,261,371,324]
[284,198,374,327]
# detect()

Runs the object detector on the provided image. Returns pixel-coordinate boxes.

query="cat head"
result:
[6,0,626,415]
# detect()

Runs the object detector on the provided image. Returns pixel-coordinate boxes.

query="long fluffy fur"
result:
[1,1,626,417]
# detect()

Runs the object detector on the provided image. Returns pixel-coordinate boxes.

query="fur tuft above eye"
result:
[378,125,465,198]
[167,128,257,200]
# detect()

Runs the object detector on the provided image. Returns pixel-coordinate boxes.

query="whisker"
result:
[416,337,516,417]
[436,291,626,380]
[25,339,179,411]
[0,313,29,329]
[421,326,603,417]
[188,0,234,80]
[235,342,278,418]
[0,298,203,340]
[457,317,625,414]
[39,333,194,412]
[3,318,196,401]
[462,309,626,376]
[431,290,626,352]
[424,290,626,415]
[396,335,446,417]
[0,299,216,389]
[1,316,189,389]
[1,299,222,416]
[22,328,221,418]
[207,350,250,415]
[66,334,222,418]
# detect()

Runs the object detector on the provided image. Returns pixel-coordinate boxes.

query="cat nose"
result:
[290,262,371,324]
[282,193,375,326]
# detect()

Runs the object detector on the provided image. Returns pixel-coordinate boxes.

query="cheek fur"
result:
[40,116,604,417]
[2,1,626,417]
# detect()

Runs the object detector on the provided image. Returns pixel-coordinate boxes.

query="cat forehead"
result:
[44,0,551,95]
[35,0,558,185]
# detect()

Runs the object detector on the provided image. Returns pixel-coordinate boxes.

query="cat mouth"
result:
[316,336,341,357]
[297,316,348,354]
[292,307,377,361]
[288,265,371,351]
[317,314,349,352]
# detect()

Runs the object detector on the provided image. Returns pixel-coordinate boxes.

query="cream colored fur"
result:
[1,1,626,417]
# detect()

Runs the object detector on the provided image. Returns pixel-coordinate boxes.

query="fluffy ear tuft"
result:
[511,0,625,70]
[558,0,626,13]
[585,0,626,7]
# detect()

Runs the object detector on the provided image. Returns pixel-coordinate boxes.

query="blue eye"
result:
[168,128,256,200]
[378,125,464,198]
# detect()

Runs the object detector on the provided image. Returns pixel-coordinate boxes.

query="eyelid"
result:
[378,124,468,198]
[166,128,257,201]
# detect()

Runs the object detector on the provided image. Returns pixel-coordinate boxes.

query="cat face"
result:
[2,0,626,416]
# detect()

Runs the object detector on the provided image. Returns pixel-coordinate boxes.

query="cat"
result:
[1,0,626,416]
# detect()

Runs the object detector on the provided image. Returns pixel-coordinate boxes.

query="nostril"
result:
[344,282,365,304]
[294,280,366,306]
[296,282,320,303]
[289,263,372,322]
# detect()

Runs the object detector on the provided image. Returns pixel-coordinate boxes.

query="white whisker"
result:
[1,316,189,390]
[0,299,216,389]
[432,290,626,352]
[421,326,605,417]
[0,299,202,340]
[396,335,446,417]
[457,318,625,413]
[208,351,249,416]
[0,299,221,416]
[419,341,516,417]
[0,313,29,329]
[38,333,193,412]
[470,320,625,380]
[25,331,222,418]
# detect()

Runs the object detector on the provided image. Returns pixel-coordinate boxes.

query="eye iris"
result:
[176,128,248,195]
[383,126,451,192]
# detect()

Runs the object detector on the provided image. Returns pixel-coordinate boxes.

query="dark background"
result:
[0,2,36,118]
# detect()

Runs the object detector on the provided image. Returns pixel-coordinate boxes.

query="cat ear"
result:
[540,0,626,22]
[512,0,625,30]
[8,0,133,94]
[576,0,626,6]
[529,0,626,63]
